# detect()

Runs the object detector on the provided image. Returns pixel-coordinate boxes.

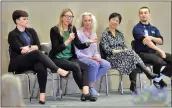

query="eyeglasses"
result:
[63,15,74,19]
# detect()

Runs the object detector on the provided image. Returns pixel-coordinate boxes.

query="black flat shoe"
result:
[80,93,97,102]
[60,71,71,79]
[39,100,45,104]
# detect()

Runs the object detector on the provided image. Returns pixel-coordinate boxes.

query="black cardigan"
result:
[49,26,90,59]
[8,27,41,72]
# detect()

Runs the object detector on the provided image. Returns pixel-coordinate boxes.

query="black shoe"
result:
[39,100,45,105]
[153,80,161,89]
[60,71,71,79]
[80,93,97,102]
[159,79,167,88]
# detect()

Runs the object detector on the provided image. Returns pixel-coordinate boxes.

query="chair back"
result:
[131,40,136,50]
[99,43,107,59]
[40,43,52,55]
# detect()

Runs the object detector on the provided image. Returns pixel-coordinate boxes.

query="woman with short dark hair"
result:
[8,10,70,104]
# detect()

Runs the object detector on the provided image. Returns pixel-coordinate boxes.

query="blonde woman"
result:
[1,73,24,107]
[49,8,97,101]
[75,12,111,96]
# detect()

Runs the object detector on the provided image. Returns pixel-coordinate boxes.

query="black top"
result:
[49,26,90,59]
[8,27,41,72]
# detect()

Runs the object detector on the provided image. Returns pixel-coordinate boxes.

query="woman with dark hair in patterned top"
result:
[100,12,160,94]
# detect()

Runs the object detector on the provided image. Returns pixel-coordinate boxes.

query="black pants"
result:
[52,58,89,89]
[138,52,172,77]
[129,69,137,84]
[15,50,59,93]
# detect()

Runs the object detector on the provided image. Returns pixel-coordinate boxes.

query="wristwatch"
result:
[29,45,31,48]
[86,42,90,46]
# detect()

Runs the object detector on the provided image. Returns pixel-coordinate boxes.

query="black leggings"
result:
[52,58,89,89]
[15,50,59,93]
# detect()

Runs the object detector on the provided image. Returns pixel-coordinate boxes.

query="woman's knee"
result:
[101,59,111,68]
[89,60,100,68]
[71,63,81,72]
[155,58,167,66]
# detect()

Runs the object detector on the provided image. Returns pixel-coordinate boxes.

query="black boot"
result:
[136,63,158,79]
[129,70,137,94]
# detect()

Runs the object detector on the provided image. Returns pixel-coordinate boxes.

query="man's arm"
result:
[143,38,162,52]
[150,28,163,45]
[143,37,166,58]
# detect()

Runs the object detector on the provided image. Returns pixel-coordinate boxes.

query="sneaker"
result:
[159,79,167,88]
[89,87,100,96]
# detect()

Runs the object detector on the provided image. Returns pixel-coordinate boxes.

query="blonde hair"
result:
[57,8,73,36]
[1,73,24,107]
[76,12,97,33]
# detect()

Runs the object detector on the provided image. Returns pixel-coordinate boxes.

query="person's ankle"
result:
[39,93,45,101]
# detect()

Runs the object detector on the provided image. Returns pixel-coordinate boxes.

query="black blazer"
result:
[49,26,89,59]
[8,27,41,72]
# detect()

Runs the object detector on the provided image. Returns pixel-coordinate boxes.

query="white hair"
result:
[1,73,24,107]
[75,12,97,33]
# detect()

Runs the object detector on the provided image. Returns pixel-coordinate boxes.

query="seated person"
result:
[75,12,111,96]
[132,6,172,88]
[8,10,69,104]
[100,12,159,94]
[49,8,98,101]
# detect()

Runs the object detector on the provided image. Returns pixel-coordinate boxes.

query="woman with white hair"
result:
[1,73,24,107]
[75,12,111,97]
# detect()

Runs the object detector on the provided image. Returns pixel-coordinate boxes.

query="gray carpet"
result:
[24,87,171,107]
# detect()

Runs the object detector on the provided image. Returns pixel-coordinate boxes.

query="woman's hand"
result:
[68,33,75,41]
[20,45,38,54]
[20,46,30,54]
[88,37,98,44]
[90,56,102,63]
[30,45,39,51]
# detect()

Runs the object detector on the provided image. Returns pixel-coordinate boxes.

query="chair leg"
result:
[24,74,31,103]
[51,73,56,101]
[139,73,142,90]
[148,66,153,85]
[105,73,109,95]
[63,78,69,96]
[98,75,104,93]
[30,75,38,102]
[118,79,121,92]
[58,75,63,100]
[118,73,123,95]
